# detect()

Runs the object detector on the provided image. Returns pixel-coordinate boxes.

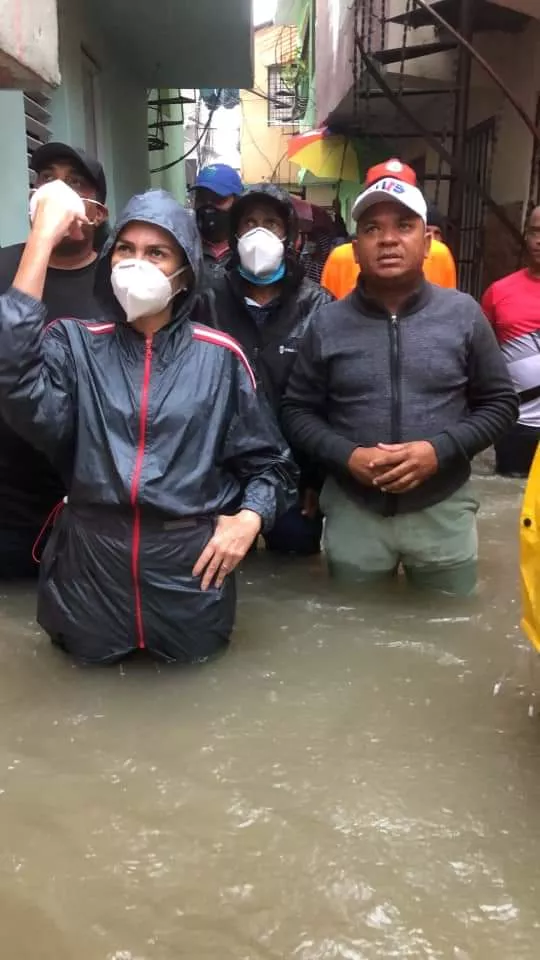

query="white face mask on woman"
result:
[111,259,187,322]
[237,227,285,281]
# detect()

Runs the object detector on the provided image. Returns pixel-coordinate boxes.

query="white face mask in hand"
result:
[29,179,86,223]
[111,259,187,322]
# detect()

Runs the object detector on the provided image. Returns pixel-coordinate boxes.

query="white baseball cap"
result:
[352,177,427,224]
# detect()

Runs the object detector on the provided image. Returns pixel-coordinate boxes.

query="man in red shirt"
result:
[482,207,540,476]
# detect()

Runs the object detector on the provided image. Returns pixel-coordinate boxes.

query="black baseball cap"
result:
[31,142,107,204]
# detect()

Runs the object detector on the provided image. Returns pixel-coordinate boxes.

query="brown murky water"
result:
[0,473,539,959]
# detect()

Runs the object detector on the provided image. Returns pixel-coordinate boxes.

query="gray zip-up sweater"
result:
[281,281,519,515]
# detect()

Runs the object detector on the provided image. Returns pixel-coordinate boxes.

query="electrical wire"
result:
[269,148,291,183]
[241,95,297,185]
[240,100,279,177]
[150,110,213,174]
[149,91,221,174]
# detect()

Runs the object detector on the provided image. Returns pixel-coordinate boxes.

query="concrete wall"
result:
[51,0,148,222]
[0,0,60,87]
[466,20,540,283]
[240,25,301,186]
[94,0,253,90]
[0,0,149,246]
[493,0,540,18]
[469,21,540,213]
[383,0,455,84]
[0,91,31,246]
[315,0,356,127]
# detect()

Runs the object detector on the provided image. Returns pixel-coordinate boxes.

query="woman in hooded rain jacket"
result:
[0,186,297,664]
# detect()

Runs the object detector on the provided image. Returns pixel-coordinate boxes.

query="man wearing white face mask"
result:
[206,183,333,556]
[0,142,109,579]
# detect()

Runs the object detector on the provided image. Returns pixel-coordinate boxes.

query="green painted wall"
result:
[0,92,30,246]
[149,90,187,204]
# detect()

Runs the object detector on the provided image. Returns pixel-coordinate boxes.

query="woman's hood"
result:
[94,188,203,320]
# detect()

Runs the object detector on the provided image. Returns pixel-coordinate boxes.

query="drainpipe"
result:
[447,0,473,259]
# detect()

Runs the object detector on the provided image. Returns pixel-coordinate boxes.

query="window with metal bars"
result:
[24,91,52,186]
[267,65,296,126]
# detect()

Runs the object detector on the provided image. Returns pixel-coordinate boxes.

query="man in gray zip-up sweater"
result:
[281,172,518,595]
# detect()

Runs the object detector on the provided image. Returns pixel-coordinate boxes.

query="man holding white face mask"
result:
[0,142,108,578]
[207,183,333,556]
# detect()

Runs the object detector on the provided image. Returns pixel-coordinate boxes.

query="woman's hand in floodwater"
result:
[193,510,262,591]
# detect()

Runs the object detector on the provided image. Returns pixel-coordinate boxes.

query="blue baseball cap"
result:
[193,163,243,198]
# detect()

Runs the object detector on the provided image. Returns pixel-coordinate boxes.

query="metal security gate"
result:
[459,118,496,299]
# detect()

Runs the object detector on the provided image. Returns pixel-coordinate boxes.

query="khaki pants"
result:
[319,477,479,596]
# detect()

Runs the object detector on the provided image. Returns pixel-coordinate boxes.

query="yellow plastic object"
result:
[521,444,540,652]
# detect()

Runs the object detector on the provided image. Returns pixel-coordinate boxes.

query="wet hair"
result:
[426,202,445,232]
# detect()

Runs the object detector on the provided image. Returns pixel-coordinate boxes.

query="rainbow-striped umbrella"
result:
[287,127,364,182]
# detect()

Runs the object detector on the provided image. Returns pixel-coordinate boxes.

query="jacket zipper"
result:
[130,336,153,649]
[389,314,401,442]
[388,313,401,516]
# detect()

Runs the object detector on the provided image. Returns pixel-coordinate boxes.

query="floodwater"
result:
[0,472,539,960]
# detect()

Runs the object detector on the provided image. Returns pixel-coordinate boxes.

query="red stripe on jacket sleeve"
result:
[192,325,257,390]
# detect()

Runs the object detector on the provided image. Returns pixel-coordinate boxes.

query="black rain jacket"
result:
[0,189,297,662]
[203,183,333,489]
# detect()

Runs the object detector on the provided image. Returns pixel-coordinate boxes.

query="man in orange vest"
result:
[321,159,457,298]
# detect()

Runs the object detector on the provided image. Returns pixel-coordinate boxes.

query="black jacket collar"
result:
[225,261,304,307]
[352,277,432,318]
